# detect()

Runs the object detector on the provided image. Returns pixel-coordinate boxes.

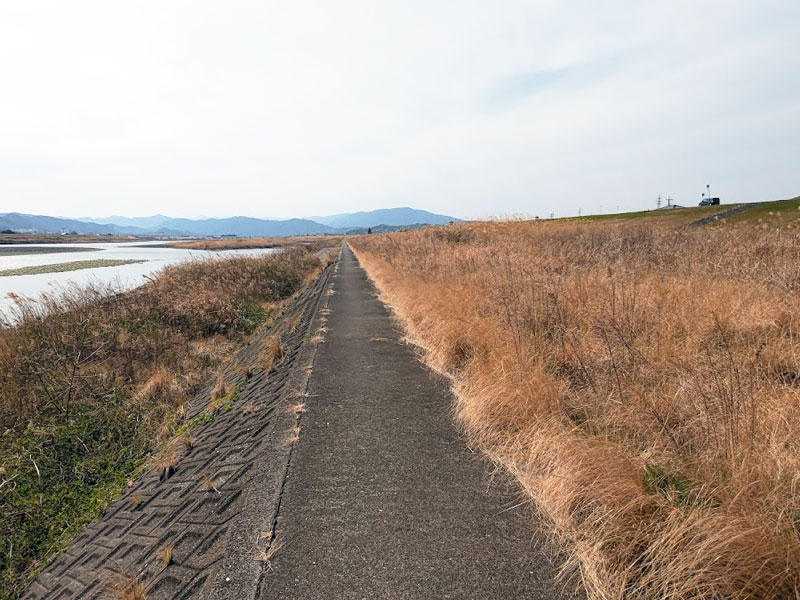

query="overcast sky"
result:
[1,1,798,220]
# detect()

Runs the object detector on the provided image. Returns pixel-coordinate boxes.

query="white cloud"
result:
[0,0,798,219]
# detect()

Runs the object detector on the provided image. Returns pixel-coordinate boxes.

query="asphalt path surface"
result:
[261,245,577,599]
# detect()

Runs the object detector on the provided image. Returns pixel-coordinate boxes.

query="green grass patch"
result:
[0,399,149,596]
[0,259,146,277]
[643,464,705,508]
[234,300,272,334]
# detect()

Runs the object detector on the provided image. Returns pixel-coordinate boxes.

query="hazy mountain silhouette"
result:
[1,207,459,237]
[79,215,172,230]
[310,207,457,228]
[0,213,140,235]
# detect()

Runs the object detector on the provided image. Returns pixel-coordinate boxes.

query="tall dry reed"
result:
[352,220,800,599]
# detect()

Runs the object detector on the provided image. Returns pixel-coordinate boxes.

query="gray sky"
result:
[1,1,798,220]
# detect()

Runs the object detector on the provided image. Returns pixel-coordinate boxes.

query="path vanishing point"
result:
[25,246,578,600]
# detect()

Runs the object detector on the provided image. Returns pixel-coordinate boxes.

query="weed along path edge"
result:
[260,245,577,599]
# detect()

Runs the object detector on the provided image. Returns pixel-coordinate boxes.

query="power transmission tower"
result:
[657,195,662,209]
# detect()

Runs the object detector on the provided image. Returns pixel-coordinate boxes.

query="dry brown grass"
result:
[211,376,230,402]
[282,426,301,448]
[0,248,320,427]
[254,537,283,563]
[160,544,173,566]
[201,473,220,494]
[176,431,196,449]
[133,367,185,408]
[169,235,345,252]
[287,311,304,332]
[260,336,285,373]
[151,449,178,481]
[351,220,800,600]
[241,402,261,414]
[109,574,147,600]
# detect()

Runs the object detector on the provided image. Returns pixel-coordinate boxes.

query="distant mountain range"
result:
[0,207,459,238]
[309,208,454,228]
[80,214,175,230]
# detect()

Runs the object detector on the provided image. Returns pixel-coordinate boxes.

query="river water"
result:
[0,241,277,319]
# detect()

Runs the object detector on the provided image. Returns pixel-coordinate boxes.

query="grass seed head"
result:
[110,574,147,600]
[161,544,173,566]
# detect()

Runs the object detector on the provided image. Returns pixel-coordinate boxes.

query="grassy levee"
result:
[351,220,800,599]
[0,248,322,598]
[569,196,800,227]
[720,196,800,226]
[572,204,736,224]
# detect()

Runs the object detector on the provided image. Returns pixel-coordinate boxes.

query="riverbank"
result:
[0,247,100,257]
[0,234,156,245]
[0,248,327,597]
[0,242,279,321]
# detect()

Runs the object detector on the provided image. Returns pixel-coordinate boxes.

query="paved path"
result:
[690,203,760,226]
[261,246,575,599]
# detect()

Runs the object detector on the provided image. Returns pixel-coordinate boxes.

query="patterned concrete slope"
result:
[23,260,336,600]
